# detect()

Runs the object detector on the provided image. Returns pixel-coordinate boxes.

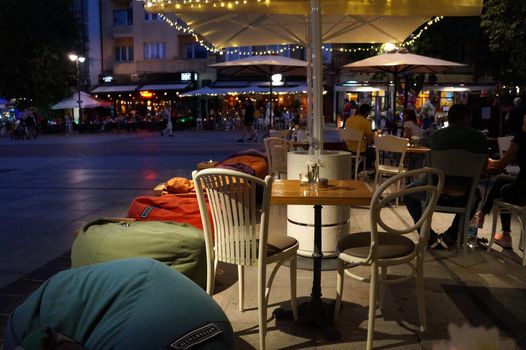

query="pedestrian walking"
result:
[161,107,173,137]
[65,113,73,135]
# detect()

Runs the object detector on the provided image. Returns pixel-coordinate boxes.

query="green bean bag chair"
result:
[4,259,234,350]
[71,219,206,289]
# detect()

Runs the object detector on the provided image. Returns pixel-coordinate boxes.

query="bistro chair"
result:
[339,128,366,179]
[192,168,299,350]
[374,134,408,206]
[497,136,520,176]
[334,167,444,350]
[428,149,487,255]
[487,200,526,266]
[264,136,292,179]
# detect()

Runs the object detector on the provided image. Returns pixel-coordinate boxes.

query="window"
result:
[144,11,160,21]
[113,9,133,26]
[144,42,166,59]
[185,44,207,59]
[115,46,134,62]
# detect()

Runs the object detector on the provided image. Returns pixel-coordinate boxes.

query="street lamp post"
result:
[68,53,85,123]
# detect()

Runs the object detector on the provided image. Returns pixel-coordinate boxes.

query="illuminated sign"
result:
[181,72,192,81]
[102,75,113,83]
[140,91,154,98]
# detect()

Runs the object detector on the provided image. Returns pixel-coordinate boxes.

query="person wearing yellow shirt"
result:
[344,103,375,170]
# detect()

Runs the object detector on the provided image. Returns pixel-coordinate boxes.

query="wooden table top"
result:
[271,179,373,206]
[406,145,431,154]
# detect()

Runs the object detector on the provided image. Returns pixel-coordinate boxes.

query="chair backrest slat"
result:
[339,128,364,153]
[365,167,444,262]
[498,136,514,158]
[264,137,292,177]
[374,134,408,171]
[193,169,273,267]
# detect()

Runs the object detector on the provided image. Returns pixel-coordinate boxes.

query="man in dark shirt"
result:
[405,104,488,248]
[237,98,257,142]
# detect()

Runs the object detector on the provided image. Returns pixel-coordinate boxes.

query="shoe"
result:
[437,234,456,250]
[237,139,244,142]
[427,230,440,248]
[494,232,512,249]
[473,210,485,229]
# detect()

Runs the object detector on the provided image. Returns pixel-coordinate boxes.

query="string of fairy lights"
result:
[145,0,269,10]
[138,0,444,56]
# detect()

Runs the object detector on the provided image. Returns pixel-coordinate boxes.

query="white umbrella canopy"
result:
[174,13,430,48]
[147,0,483,17]
[51,91,112,110]
[209,55,307,126]
[342,49,467,111]
[147,0,482,48]
[209,55,307,76]
[146,0,482,145]
[342,50,467,74]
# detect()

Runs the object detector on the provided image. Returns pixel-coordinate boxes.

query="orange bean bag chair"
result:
[127,194,211,231]
[216,149,268,179]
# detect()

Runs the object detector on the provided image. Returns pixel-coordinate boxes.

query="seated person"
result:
[404,104,488,249]
[403,108,423,139]
[344,103,375,169]
[473,113,526,248]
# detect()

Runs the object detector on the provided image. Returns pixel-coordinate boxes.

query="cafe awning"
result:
[91,85,139,93]
[138,83,191,91]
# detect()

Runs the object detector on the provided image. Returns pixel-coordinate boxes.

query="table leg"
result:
[275,205,341,340]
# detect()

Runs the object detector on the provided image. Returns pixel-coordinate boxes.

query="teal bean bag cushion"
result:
[4,258,234,350]
[71,219,206,289]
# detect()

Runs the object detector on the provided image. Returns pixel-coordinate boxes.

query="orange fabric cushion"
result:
[127,195,211,232]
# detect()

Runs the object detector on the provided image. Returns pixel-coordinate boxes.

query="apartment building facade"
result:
[80,0,217,115]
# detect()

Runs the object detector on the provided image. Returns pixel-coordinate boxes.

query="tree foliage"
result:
[0,0,80,107]
[481,0,526,84]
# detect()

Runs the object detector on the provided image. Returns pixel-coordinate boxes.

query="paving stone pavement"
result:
[0,127,525,349]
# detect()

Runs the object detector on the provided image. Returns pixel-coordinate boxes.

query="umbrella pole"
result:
[269,72,274,129]
[311,0,323,150]
[306,16,313,137]
[393,73,399,116]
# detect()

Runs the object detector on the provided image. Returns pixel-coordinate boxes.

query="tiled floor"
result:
[211,205,526,349]
[1,130,525,349]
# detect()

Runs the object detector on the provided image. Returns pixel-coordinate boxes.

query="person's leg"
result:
[404,178,441,246]
[475,175,515,228]
[403,178,426,226]
[442,188,482,246]
[494,180,526,248]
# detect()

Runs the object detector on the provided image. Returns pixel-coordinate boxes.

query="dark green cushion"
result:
[4,259,234,350]
[337,231,415,259]
[71,219,206,289]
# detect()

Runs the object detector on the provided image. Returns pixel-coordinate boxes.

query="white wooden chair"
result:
[334,167,444,350]
[498,136,520,176]
[428,149,487,255]
[192,168,299,350]
[339,128,367,179]
[264,136,292,179]
[374,134,408,206]
[487,200,526,266]
[269,129,290,138]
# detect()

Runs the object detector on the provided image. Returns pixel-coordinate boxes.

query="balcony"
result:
[134,58,210,74]
[113,25,133,38]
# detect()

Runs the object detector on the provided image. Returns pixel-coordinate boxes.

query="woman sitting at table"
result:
[473,113,526,248]
[403,108,424,139]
